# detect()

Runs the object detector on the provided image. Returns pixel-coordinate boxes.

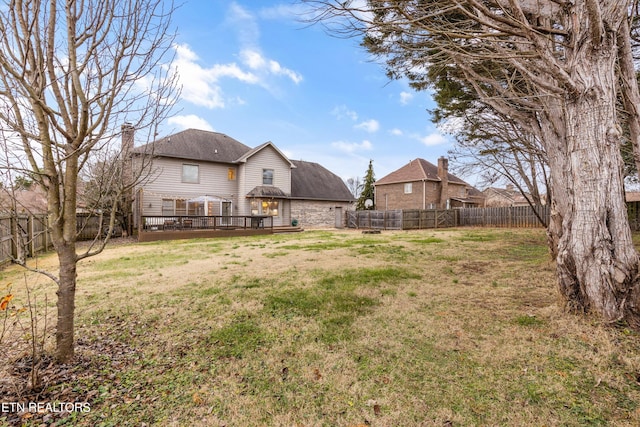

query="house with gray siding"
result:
[131,129,354,228]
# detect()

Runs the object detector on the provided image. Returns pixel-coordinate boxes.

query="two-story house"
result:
[130,128,354,229]
[374,157,484,210]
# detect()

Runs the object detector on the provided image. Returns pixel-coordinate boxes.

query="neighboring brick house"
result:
[374,157,484,210]
[131,128,354,228]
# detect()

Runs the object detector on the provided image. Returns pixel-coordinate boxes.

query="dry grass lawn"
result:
[1,228,640,426]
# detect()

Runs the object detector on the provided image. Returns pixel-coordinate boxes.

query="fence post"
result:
[10,215,16,260]
[28,215,35,257]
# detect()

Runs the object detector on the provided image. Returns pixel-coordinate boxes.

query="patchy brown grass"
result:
[1,228,640,426]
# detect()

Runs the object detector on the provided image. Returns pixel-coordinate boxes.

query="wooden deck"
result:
[138,227,276,242]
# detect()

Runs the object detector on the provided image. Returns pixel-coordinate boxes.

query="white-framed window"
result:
[404,183,413,194]
[182,164,199,183]
[162,199,195,216]
[262,169,274,185]
[251,199,279,216]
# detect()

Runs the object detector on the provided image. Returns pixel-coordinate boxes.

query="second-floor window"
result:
[182,164,199,183]
[404,183,412,194]
[262,169,274,185]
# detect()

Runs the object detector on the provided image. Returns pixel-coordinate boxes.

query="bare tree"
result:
[304,1,640,325]
[444,108,550,208]
[345,176,362,199]
[0,0,179,362]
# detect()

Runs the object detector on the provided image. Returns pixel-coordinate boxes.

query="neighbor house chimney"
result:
[121,123,135,187]
[438,156,449,209]
[121,123,135,235]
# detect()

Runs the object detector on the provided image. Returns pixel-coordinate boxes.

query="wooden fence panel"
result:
[0,216,12,266]
[348,206,549,230]
[346,210,402,230]
[457,205,549,228]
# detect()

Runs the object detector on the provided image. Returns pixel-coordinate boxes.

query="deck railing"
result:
[140,215,273,232]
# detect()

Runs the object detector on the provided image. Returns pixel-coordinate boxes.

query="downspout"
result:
[423,180,426,209]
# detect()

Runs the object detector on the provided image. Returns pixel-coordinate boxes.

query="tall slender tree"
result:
[0,0,179,362]
[356,160,376,210]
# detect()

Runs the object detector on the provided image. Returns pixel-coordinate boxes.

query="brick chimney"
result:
[121,123,135,235]
[438,156,449,209]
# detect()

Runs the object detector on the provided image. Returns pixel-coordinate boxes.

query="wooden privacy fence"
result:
[458,205,550,228]
[0,214,52,266]
[347,210,403,230]
[0,213,123,267]
[347,205,550,230]
[402,209,458,229]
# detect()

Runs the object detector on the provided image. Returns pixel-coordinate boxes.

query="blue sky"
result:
[160,0,453,182]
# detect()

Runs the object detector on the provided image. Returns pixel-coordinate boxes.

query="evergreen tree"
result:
[356,160,375,210]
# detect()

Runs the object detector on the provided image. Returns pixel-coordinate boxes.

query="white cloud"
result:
[172,43,258,109]
[415,132,448,146]
[240,49,303,84]
[400,91,414,105]
[268,59,303,84]
[172,43,302,109]
[168,115,215,132]
[170,3,304,110]
[331,139,373,153]
[390,128,403,136]
[259,4,308,20]
[355,119,380,133]
[331,105,358,121]
[241,49,267,69]
[227,2,260,48]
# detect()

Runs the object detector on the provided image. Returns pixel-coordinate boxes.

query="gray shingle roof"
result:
[134,129,251,163]
[291,160,354,202]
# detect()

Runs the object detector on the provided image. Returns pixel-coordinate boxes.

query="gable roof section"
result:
[291,160,354,202]
[134,129,251,163]
[236,141,296,167]
[375,158,466,185]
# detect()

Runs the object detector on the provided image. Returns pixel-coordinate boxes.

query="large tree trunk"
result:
[544,42,640,322]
